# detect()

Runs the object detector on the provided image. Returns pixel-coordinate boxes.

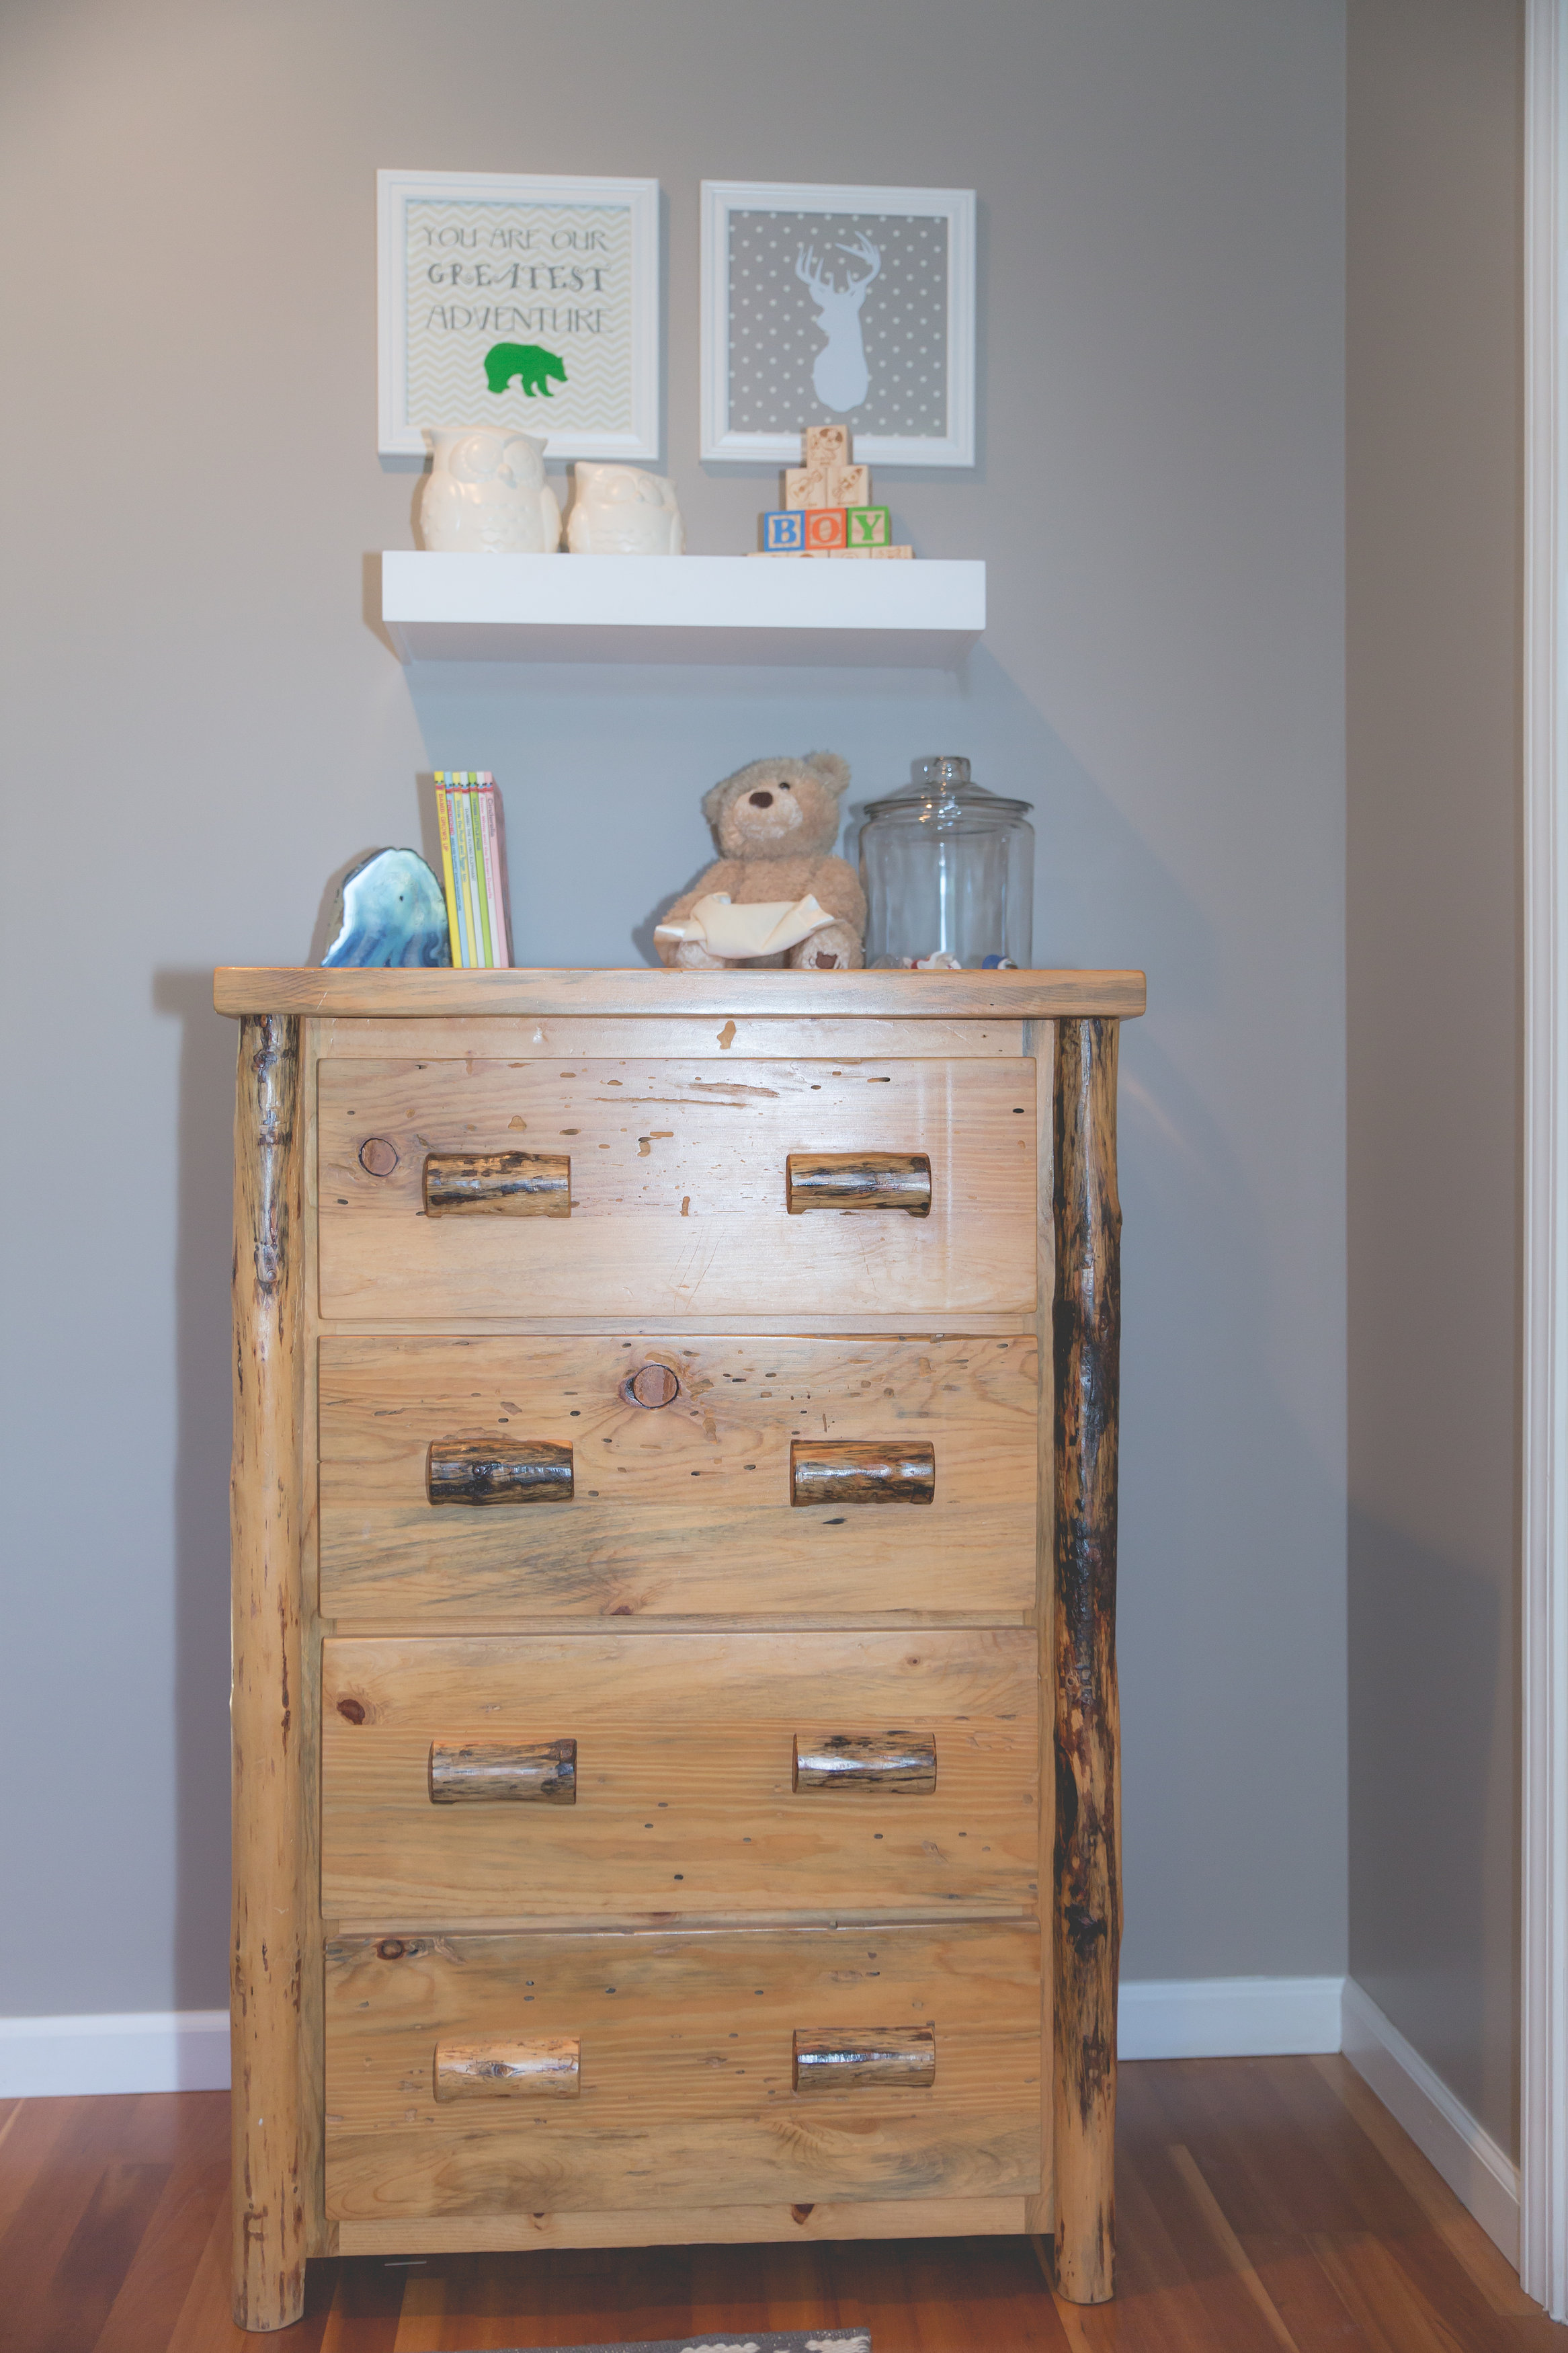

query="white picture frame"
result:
[377,167,660,461]
[700,180,976,468]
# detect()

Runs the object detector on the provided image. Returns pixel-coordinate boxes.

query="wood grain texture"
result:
[793,2029,936,2093]
[1050,1016,1123,2306]
[792,1732,938,1794]
[320,1630,1038,1922]
[315,1057,1036,1319]
[425,1437,573,1505]
[315,1012,1030,1062]
[318,1334,1036,1622]
[1024,1016,1057,2249]
[429,1738,576,1805]
[214,964,1149,1021]
[229,1013,309,2331]
[432,2038,580,2102]
[786,1152,932,1215]
[422,1150,570,1218]
[323,1923,1039,2219]
[790,1439,936,1507]
[333,2192,1027,2255]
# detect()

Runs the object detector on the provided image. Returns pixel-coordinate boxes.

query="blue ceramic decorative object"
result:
[321,847,451,968]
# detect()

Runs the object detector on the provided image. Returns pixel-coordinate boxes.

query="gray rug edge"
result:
[481,2332,870,2353]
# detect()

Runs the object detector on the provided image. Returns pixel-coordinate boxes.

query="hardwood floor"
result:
[0,2058,1559,2352]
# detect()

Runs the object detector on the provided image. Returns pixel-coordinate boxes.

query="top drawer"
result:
[317,1055,1038,1320]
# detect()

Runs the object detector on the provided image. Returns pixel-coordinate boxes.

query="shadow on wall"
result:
[153,969,238,2017]
[1348,1511,1518,2142]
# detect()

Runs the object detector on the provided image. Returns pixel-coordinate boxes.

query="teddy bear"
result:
[655,751,866,970]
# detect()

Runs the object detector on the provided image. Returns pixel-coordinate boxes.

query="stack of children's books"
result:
[435,771,512,968]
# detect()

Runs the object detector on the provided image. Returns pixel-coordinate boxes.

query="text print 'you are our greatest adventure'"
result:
[404,196,636,442]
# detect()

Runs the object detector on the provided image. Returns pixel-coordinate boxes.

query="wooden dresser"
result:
[214,964,1143,2331]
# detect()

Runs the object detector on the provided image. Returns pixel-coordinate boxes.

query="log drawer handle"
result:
[423,1151,571,1218]
[793,1732,936,1794]
[429,1738,576,1804]
[786,1152,931,1217]
[793,2028,935,2093]
[427,1439,573,1505]
[434,2037,580,2101]
[790,1440,935,1507]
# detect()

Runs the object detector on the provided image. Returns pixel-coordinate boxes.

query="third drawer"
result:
[319,1334,1038,1620]
[321,1628,1039,1925]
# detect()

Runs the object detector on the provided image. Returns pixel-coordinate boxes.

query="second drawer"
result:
[321,1629,1039,1925]
[319,1334,1038,1621]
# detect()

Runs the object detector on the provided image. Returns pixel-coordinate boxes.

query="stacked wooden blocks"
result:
[755,426,913,559]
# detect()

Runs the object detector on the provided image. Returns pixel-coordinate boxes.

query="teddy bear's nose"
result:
[748,790,774,808]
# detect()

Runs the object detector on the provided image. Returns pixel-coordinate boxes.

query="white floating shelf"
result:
[381,551,985,668]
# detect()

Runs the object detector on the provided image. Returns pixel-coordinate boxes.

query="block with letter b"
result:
[763,509,807,552]
[845,504,891,548]
[802,507,848,551]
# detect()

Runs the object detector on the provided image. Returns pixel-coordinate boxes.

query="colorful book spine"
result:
[461,774,494,965]
[434,774,464,967]
[451,772,482,967]
[476,773,511,967]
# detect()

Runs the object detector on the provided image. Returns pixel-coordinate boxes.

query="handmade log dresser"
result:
[214,962,1144,2331]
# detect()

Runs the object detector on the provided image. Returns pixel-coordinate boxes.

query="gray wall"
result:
[1346,0,1523,2151]
[0,0,1347,2019]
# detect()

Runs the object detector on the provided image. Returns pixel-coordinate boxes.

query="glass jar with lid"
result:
[858,756,1034,969]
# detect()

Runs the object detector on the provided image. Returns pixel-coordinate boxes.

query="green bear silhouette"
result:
[483,342,568,398]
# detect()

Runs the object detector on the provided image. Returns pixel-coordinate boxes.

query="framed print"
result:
[378,168,659,460]
[700,180,975,468]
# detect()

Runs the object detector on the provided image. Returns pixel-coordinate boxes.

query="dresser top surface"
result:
[213,965,1146,1021]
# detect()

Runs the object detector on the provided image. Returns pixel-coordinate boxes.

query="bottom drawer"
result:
[324,1921,1041,2221]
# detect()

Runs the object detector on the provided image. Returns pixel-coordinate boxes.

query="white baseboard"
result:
[1342,1977,1521,2265]
[1118,1974,1344,2059]
[0,2009,229,2097]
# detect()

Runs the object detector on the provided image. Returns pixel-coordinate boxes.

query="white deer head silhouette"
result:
[795,231,881,413]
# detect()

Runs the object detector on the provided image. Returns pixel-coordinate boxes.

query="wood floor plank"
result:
[1124,2068,1387,2352]
[1260,2059,1526,2353]
[1167,2143,1303,2350]
[1313,2055,1538,2319]
[91,2159,228,2353]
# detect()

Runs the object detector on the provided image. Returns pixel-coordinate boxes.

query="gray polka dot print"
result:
[727,210,948,436]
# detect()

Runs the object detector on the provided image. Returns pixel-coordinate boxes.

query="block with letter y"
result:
[846,504,891,547]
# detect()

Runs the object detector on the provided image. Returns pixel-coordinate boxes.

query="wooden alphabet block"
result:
[763,509,807,551]
[784,467,833,510]
[802,507,848,550]
[845,504,891,547]
[830,464,870,508]
[805,424,850,467]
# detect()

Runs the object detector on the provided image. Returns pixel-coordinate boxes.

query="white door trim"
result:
[1524,0,1568,2319]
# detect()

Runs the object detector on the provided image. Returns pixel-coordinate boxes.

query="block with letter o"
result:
[803,508,848,551]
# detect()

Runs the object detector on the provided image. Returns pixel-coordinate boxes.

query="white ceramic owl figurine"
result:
[419,427,561,554]
[566,463,684,555]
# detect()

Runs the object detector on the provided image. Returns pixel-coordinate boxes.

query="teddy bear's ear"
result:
[803,750,850,798]
[702,768,747,828]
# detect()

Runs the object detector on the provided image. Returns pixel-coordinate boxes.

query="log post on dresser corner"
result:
[230,1012,309,2332]
[1051,1016,1124,2306]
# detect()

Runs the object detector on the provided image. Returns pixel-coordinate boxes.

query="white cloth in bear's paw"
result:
[654,892,834,960]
